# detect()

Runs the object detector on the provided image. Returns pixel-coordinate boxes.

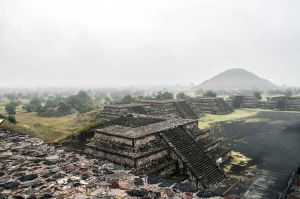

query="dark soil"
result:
[219,111,300,198]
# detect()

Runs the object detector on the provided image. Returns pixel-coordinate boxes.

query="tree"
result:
[44,97,61,109]
[66,90,94,113]
[57,102,71,114]
[7,115,16,124]
[254,91,262,100]
[203,90,217,97]
[5,102,17,115]
[284,89,293,97]
[176,92,192,101]
[23,97,43,112]
[121,94,134,103]
[110,90,131,101]
[156,91,174,100]
[0,114,5,119]
[104,96,111,103]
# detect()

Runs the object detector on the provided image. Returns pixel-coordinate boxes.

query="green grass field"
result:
[0,99,100,143]
[199,109,262,128]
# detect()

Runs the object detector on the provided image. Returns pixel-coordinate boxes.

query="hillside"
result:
[194,68,278,91]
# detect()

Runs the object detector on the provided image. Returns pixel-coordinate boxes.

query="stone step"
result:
[161,127,225,187]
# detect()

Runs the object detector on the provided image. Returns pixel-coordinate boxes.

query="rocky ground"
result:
[0,127,225,199]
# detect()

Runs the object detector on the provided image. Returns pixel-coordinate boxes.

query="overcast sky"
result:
[0,0,299,88]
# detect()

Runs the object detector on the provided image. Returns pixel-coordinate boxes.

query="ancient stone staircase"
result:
[161,127,226,188]
[216,98,232,113]
[173,101,198,119]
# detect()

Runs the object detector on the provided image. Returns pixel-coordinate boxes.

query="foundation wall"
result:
[85,147,135,167]
[135,140,164,153]
[158,163,177,177]
[195,132,210,142]
[189,98,231,115]
[85,146,170,169]
[183,122,198,131]
[216,150,231,165]
[145,102,180,118]
[94,133,132,146]
[287,99,300,111]
[136,149,169,168]
[135,134,157,147]
[205,141,221,152]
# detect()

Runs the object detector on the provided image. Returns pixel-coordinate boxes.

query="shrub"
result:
[7,115,16,124]
[254,91,262,100]
[203,90,217,97]
[156,91,174,100]
[5,102,17,115]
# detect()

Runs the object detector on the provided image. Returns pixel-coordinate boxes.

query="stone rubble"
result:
[0,128,224,198]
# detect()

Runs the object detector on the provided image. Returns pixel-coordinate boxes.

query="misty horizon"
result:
[1,0,300,88]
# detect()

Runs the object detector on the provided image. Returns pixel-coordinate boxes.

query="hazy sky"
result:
[0,0,299,88]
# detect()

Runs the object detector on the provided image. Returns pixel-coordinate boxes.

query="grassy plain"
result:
[0,98,100,143]
[199,108,263,128]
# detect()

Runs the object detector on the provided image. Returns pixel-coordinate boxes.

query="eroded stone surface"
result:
[0,128,223,198]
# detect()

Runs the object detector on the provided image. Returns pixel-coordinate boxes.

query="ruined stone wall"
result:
[287,98,300,111]
[85,147,135,167]
[136,150,169,168]
[158,163,177,177]
[241,96,258,108]
[258,97,300,111]
[145,102,179,118]
[195,131,210,142]
[205,141,221,152]
[94,133,132,146]
[169,149,184,169]
[134,134,165,153]
[86,146,170,170]
[257,100,276,109]
[183,122,198,131]
[89,132,173,170]
[189,98,215,114]
[189,97,231,115]
[186,167,202,188]
[98,107,129,120]
[135,135,156,147]
[104,107,128,114]
[216,150,231,165]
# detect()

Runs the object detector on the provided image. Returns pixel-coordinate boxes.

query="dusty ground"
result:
[215,111,300,198]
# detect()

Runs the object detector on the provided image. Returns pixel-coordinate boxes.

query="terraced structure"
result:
[86,115,229,188]
[188,97,232,115]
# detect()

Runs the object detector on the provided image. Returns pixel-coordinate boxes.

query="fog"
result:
[0,0,299,88]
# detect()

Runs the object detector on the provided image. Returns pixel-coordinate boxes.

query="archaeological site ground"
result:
[1,1,300,198]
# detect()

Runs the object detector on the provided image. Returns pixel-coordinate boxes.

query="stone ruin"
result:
[138,99,198,119]
[258,96,300,111]
[99,99,198,121]
[0,127,131,198]
[188,97,232,115]
[0,121,228,198]
[85,115,231,189]
[226,95,258,108]
[98,103,149,121]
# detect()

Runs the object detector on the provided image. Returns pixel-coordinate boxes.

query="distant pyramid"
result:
[193,68,278,90]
